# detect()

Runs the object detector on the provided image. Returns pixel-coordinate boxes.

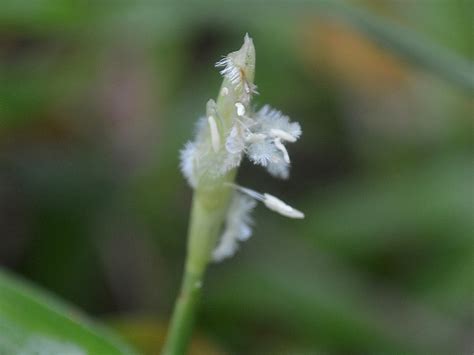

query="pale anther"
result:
[263,193,304,219]
[227,183,304,219]
[208,115,220,152]
[274,138,290,164]
[270,128,297,143]
[235,102,246,116]
[245,133,266,143]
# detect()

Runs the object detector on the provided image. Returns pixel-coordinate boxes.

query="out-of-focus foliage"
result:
[0,269,136,354]
[0,0,472,354]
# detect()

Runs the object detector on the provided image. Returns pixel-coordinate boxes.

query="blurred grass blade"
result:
[325,2,474,91]
[300,155,473,252]
[205,251,465,354]
[0,269,137,355]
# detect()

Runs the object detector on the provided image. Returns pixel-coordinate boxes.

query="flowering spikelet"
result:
[179,34,304,262]
[212,192,256,262]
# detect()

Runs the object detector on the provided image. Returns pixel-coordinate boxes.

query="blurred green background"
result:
[0,0,472,354]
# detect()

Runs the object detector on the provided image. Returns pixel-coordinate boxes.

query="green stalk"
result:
[161,177,235,355]
[162,36,255,355]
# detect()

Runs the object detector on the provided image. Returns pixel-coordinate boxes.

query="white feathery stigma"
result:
[266,160,290,179]
[212,192,256,262]
[215,56,242,87]
[180,141,197,187]
[257,105,302,141]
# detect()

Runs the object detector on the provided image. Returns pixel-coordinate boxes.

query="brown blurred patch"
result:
[299,18,410,93]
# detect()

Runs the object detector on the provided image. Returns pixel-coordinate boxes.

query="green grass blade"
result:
[0,269,137,355]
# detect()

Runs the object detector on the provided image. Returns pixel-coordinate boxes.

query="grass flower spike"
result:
[163,34,303,355]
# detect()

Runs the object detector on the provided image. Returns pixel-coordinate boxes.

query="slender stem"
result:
[160,268,202,355]
[163,36,255,354]
[162,177,235,355]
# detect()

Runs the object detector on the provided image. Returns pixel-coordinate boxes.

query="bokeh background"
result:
[1,1,473,354]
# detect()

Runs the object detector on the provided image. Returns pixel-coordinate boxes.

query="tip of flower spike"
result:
[216,34,256,91]
[238,33,255,71]
[243,33,254,52]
